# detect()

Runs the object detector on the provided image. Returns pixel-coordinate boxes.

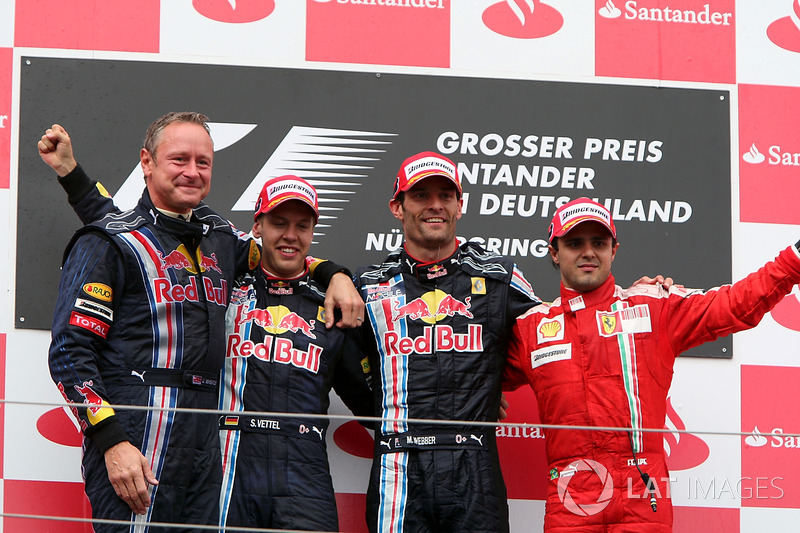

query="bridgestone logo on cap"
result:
[559,203,611,225]
[267,181,317,204]
[405,157,456,179]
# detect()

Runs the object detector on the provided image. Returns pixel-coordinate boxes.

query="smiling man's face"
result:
[389,176,463,261]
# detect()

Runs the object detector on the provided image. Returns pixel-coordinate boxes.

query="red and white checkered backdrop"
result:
[2,1,800,531]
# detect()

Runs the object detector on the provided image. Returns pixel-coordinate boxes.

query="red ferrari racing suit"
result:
[505,244,800,532]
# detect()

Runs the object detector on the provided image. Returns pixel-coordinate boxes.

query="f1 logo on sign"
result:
[112,124,396,241]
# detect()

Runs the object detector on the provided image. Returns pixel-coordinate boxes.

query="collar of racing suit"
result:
[139,189,206,255]
[400,243,460,280]
[256,264,311,294]
[559,273,616,312]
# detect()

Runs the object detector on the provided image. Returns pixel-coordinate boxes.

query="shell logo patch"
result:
[537,314,565,343]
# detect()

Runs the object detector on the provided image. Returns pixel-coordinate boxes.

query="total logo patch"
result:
[537,314,565,343]
[83,282,113,302]
[70,312,110,338]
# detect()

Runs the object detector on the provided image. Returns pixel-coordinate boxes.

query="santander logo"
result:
[740,142,800,167]
[598,0,622,18]
[745,426,769,448]
[193,0,275,23]
[483,0,563,39]
[742,143,766,164]
[37,407,83,447]
[663,397,710,471]
[771,289,800,332]
[768,0,800,53]
[333,420,374,459]
[598,0,733,26]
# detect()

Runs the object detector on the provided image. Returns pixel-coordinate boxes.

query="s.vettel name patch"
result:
[530,344,572,370]
[596,304,652,337]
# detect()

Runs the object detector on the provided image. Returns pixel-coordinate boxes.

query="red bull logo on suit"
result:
[387,290,482,355]
[227,305,322,373]
[240,305,317,339]
[392,289,473,323]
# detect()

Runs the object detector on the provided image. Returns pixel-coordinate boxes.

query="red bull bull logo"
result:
[72,380,115,426]
[158,245,224,275]
[240,305,316,339]
[393,298,432,321]
[240,307,275,329]
[57,382,87,431]
[436,294,473,319]
[160,248,194,271]
[278,312,316,338]
[393,290,473,323]
[199,252,223,274]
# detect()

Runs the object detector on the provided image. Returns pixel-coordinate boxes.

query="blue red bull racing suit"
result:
[50,186,257,531]
[50,165,351,531]
[355,242,541,533]
[218,266,373,531]
[504,244,800,532]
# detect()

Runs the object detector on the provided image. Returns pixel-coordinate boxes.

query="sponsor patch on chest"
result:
[596,304,652,337]
[364,284,400,303]
[530,344,572,370]
[537,314,565,343]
